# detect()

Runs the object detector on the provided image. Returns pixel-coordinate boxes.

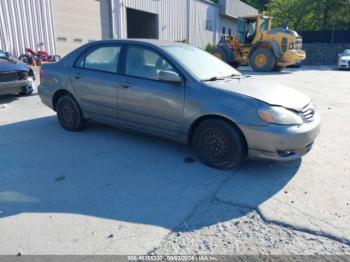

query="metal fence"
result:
[301,30,350,44]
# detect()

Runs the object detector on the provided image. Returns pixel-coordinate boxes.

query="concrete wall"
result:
[220,16,237,36]
[189,0,220,48]
[303,43,350,65]
[0,0,55,57]
[52,0,111,56]
[115,0,187,42]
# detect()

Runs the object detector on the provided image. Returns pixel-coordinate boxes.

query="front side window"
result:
[125,46,176,81]
[80,46,121,73]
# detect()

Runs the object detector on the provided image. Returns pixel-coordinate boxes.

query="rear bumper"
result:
[240,113,321,161]
[0,79,33,95]
[38,84,54,109]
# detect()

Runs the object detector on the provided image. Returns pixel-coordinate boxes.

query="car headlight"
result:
[258,106,303,125]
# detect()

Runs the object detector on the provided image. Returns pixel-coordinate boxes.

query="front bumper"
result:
[0,78,34,95]
[240,113,321,161]
[338,61,350,69]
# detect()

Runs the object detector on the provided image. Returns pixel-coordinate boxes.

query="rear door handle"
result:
[73,73,80,79]
[120,82,131,89]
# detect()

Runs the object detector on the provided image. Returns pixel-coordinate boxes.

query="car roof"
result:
[89,39,186,48]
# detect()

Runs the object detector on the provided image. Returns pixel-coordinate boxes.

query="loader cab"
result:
[237,15,272,45]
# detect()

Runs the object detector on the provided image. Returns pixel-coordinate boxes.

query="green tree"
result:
[266,0,350,31]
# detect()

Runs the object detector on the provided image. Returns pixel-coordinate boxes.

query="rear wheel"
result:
[250,47,276,72]
[56,95,85,132]
[193,119,246,170]
[212,47,229,64]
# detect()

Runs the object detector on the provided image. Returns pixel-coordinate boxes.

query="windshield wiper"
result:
[201,76,226,82]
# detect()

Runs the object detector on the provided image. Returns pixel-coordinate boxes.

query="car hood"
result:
[206,76,311,111]
[0,60,29,72]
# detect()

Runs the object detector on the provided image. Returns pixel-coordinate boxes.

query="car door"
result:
[117,45,184,138]
[70,44,122,125]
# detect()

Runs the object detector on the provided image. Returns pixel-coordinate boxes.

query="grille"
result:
[0,71,20,82]
[302,103,315,122]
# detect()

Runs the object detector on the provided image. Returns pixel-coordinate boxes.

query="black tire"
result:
[56,95,85,132]
[212,47,229,63]
[19,55,32,65]
[19,89,33,96]
[192,119,246,170]
[272,65,284,72]
[250,47,276,72]
[230,61,240,68]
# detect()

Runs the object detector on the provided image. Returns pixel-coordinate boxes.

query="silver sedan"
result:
[38,39,321,170]
[338,49,350,70]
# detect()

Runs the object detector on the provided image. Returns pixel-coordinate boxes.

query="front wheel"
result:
[19,89,33,96]
[56,95,85,132]
[193,119,246,170]
[250,47,276,72]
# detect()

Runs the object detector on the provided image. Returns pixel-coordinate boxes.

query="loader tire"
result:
[250,47,276,72]
[212,47,229,64]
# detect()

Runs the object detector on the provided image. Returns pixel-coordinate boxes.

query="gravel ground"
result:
[153,200,350,255]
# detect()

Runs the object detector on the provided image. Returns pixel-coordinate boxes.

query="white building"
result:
[0,0,257,57]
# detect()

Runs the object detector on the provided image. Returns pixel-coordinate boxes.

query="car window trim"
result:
[121,44,185,85]
[73,43,123,75]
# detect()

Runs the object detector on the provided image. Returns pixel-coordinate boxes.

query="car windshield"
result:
[163,45,241,81]
[0,51,7,59]
[342,50,350,56]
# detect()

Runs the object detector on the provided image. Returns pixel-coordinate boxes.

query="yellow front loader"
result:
[212,15,306,72]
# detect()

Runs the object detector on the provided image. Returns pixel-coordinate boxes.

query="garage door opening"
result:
[127,8,159,39]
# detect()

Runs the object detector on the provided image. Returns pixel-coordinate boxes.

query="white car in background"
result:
[338,49,350,70]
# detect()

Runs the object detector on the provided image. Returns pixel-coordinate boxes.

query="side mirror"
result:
[158,70,182,83]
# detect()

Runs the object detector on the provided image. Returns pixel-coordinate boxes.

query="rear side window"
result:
[76,46,121,73]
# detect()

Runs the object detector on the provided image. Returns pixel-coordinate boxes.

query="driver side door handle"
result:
[120,82,131,89]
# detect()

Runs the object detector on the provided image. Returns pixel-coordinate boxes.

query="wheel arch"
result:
[52,89,76,111]
[187,114,248,151]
